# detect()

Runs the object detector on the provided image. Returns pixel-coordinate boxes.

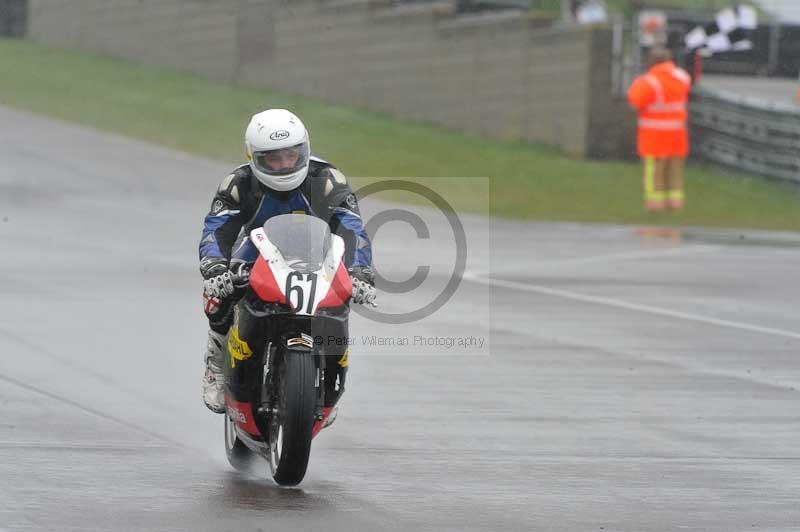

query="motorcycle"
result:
[222,213,371,486]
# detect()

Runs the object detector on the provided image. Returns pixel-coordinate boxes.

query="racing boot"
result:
[202,330,227,413]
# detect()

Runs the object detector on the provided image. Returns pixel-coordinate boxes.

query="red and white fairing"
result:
[248,227,352,312]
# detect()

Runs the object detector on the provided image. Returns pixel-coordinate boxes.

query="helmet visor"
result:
[252,143,309,177]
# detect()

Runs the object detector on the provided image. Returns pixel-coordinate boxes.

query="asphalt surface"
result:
[1,105,799,531]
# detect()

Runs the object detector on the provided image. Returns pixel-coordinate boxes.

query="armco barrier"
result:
[690,86,800,183]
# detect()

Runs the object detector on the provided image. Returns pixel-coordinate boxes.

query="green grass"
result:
[1,38,798,231]
[604,0,739,16]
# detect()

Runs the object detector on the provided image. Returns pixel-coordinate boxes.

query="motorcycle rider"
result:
[199,108,375,413]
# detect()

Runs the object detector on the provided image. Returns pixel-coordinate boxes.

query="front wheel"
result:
[268,351,317,486]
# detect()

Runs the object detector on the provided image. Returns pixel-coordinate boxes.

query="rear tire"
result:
[268,352,316,486]
[225,413,254,471]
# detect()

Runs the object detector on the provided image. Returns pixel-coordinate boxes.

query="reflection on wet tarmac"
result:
[215,471,335,512]
[635,226,684,243]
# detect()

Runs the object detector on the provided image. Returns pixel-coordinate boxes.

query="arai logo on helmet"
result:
[269,130,291,141]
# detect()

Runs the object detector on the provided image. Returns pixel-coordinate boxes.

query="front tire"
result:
[268,351,316,486]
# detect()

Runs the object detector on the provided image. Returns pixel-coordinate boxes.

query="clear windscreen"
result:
[262,214,331,272]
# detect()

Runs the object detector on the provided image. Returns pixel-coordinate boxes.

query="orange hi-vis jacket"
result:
[627,61,692,158]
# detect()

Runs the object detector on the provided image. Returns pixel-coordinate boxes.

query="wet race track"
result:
[1,106,799,531]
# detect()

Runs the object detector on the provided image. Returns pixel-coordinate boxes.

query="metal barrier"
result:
[690,86,800,183]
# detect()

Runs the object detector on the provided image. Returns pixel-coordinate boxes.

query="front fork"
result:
[315,351,326,421]
[256,334,347,441]
[260,339,337,421]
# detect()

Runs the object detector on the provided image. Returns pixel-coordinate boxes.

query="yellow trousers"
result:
[642,157,685,211]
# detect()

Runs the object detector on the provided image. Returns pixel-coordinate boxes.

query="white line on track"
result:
[524,244,721,269]
[482,244,722,276]
[464,272,800,341]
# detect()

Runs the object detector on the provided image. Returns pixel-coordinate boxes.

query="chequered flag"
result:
[685,4,758,57]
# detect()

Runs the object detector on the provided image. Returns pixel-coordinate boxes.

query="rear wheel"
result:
[224,412,254,471]
[268,351,316,486]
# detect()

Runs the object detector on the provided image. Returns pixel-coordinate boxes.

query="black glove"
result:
[201,257,235,299]
[348,266,376,306]
[229,261,251,288]
[199,257,229,280]
[348,265,374,286]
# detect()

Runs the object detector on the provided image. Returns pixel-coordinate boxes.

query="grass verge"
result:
[0,38,797,231]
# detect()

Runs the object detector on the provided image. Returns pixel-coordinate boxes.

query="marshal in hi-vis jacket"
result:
[627,61,692,158]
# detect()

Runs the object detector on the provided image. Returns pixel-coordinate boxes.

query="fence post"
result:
[693,51,703,83]
[767,20,780,76]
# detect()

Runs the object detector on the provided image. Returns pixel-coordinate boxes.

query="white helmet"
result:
[245,109,310,191]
